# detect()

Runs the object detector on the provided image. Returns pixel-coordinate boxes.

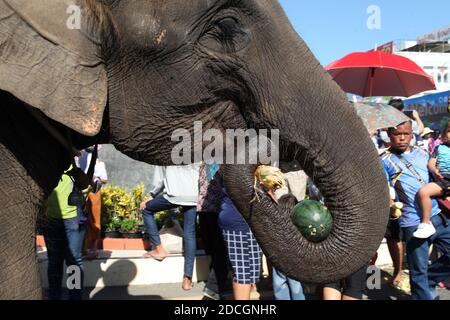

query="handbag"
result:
[68,186,85,207]
[67,179,89,224]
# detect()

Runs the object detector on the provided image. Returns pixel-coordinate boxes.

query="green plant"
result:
[120,218,138,233]
[105,216,122,232]
[101,183,150,233]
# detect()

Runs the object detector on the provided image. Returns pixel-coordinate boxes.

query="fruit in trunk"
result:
[291,200,333,242]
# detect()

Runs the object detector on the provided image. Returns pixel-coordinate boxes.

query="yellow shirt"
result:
[46,169,77,220]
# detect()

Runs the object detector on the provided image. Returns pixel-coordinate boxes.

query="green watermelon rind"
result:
[291,200,333,243]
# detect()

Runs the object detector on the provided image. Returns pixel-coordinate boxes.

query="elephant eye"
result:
[199,17,250,53]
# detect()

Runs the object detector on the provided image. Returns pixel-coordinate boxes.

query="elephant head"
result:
[0,0,389,296]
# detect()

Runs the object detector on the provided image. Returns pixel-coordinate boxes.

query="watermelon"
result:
[291,200,333,242]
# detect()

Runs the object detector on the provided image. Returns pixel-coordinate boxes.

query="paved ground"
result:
[72,268,449,300]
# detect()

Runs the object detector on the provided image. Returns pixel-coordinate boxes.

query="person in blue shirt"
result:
[416,124,450,238]
[382,121,450,300]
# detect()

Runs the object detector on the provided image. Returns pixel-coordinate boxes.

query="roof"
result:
[400,41,450,53]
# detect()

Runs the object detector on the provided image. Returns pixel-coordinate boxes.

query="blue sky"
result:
[279,0,450,66]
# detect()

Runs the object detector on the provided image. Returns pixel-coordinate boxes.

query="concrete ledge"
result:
[38,249,210,288]
[37,235,152,250]
[36,237,393,289]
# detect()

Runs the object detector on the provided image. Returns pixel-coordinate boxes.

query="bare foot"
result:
[182,276,193,291]
[392,272,403,286]
[143,250,167,261]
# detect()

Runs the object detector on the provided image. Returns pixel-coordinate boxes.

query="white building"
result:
[393,25,450,93]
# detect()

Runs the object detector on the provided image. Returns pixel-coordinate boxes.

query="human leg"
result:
[142,195,175,259]
[387,239,404,284]
[323,284,342,300]
[272,266,305,300]
[232,282,253,300]
[64,217,87,300]
[417,183,442,224]
[246,230,262,287]
[199,212,231,297]
[286,276,305,300]
[385,219,404,284]
[222,229,261,300]
[342,264,368,300]
[272,267,289,300]
[403,226,434,300]
[181,206,197,289]
[44,218,67,300]
[427,214,450,294]
[415,183,441,238]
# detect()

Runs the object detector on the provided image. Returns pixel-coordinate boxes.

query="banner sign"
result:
[367,41,393,54]
[417,25,450,44]
[403,91,450,130]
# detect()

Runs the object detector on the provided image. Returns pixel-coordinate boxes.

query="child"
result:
[416,122,450,238]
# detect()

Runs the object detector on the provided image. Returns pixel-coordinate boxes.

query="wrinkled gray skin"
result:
[0,0,389,299]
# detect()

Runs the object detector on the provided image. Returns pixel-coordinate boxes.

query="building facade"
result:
[393,25,450,93]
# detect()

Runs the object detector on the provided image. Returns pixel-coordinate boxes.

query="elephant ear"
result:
[0,0,107,136]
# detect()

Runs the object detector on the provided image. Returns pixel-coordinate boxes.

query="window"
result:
[423,66,436,82]
[423,66,434,76]
[438,67,448,84]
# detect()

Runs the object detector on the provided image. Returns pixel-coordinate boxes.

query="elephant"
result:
[0,0,389,299]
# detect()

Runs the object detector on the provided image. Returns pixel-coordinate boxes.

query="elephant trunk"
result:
[224,102,389,283]
[224,15,389,283]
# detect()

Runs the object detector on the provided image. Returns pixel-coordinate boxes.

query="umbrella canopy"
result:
[352,102,411,133]
[326,51,436,97]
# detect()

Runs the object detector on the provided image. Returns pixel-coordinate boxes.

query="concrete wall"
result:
[98,144,156,193]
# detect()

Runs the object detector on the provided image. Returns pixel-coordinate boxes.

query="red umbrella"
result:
[325,51,436,97]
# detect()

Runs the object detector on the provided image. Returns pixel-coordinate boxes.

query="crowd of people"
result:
[42,99,450,300]
[374,99,450,300]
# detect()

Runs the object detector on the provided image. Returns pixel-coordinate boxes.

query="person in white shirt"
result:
[140,164,200,290]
